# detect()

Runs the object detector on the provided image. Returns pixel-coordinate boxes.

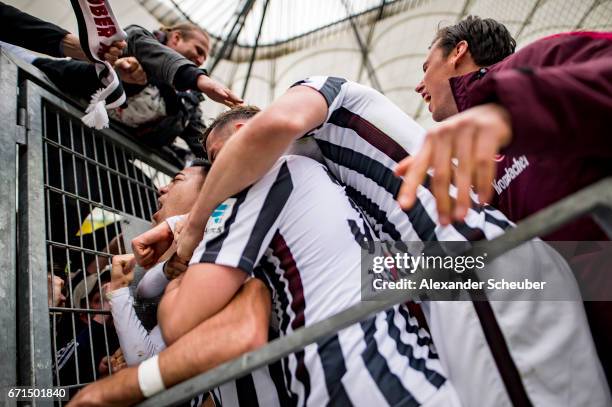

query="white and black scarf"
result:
[70,0,127,129]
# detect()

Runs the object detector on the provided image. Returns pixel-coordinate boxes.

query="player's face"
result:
[206,127,232,163]
[169,30,210,66]
[152,167,205,225]
[418,40,459,121]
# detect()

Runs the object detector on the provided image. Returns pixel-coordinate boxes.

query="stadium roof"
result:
[138,0,423,61]
[146,0,396,47]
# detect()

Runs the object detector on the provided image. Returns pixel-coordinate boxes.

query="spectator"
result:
[54,267,120,396]
[29,22,242,162]
[0,2,124,62]
[121,22,240,107]
[86,235,127,275]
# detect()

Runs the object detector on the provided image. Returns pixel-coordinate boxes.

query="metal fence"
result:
[0,50,178,406]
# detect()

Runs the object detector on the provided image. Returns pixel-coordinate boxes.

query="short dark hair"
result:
[201,105,261,152]
[432,15,516,66]
[190,158,212,171]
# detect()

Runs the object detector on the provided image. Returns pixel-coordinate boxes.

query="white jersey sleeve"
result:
[291,76,348,122]
[108,287,166,366]
[189,158,294,275]
[136,261,169,299]
[165,214,186,234]
[292,75,426,156]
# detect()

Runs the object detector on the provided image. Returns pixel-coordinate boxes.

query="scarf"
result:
[70,0,127,130]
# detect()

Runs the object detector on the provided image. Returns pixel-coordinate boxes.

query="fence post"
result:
[17,78,53,406]
[0,51,19,406]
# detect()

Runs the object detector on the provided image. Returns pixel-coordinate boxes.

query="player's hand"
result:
[67,367,142,407]
[196,75,243,107]
[174,218,205,272]
[132,222,174,269]
[109,254,136,291]
[115,57,147,85]
[161,219,189,279]
[163,252,189,280]
[395,103,512,225]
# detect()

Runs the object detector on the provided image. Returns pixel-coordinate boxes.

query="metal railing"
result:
[0,50,179,406]
[138,176,612,407]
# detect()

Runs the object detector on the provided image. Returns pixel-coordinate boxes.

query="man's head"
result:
[203,105,261,163]
[72,268,111,323]
[152,159,211,224]
[417,15,516,121]
[162,23,210,66]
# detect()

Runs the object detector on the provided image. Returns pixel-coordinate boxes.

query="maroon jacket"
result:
[449,32,612,241]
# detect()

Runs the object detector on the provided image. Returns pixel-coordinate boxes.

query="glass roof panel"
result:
[158,0,388,46]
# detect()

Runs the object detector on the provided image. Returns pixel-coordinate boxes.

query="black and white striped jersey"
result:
[291,76,513,244]
[190,155,460,407]
[211,338,291,407]
[209,316,293,407]
[287,77,611,407]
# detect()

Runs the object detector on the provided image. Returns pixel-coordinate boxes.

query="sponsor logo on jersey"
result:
[206,198,236,235]
[492,155,529,195]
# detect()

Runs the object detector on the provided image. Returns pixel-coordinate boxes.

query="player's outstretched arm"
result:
[67,278,271,407]
[175,86,328,263]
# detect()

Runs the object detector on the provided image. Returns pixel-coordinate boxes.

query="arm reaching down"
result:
[124,25,241,107]
[0,3,68,58]
[395,103,512,223]
[196,74,243,107]
[115,57,147,85]
[476,58,612,158]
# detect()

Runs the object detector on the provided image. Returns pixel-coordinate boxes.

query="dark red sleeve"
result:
[470,33,612,158]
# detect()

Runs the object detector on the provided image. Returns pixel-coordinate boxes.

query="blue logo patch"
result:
[205,199,236,235]
[211,203,229,224]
